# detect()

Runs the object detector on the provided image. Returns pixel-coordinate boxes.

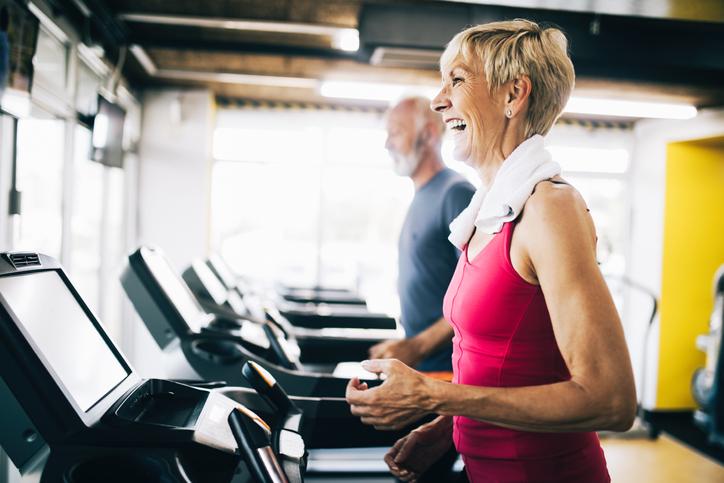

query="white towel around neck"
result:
[448,134,561,250]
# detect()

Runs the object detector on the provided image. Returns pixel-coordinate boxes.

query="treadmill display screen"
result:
[0,271,129,412]
[143,252,206,331]
[208,255,236,290]
[194,261,228,306]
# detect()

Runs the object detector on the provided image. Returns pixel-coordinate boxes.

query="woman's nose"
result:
[431,87,450,113]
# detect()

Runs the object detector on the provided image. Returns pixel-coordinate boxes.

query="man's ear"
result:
[420,122,441,149]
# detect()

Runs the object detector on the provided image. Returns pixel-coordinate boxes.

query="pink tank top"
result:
[443,221,610,482]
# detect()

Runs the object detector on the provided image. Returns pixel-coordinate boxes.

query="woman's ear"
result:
[505,76,532,117]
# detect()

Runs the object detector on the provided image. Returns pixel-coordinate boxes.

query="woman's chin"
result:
[452,144,471,163]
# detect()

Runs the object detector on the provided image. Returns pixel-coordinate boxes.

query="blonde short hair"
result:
[441,19,575,137]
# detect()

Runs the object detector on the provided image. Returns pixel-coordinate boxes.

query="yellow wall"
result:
[657,137,724,408]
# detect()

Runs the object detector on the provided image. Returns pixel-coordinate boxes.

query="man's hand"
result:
[368,338,423,367]
[346,359,437,430]
[385,416,454,482]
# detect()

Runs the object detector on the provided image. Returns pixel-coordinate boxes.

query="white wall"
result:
[137,89,215,268]
[0,116,15,251]
[626,108,724,409]
[133,89,215,374]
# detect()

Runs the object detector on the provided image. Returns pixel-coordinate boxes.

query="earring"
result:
[505,108,513,118]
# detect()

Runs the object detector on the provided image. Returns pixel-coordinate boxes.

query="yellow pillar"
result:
[657,136,724,408]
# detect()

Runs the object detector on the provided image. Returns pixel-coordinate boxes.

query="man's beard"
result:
[391,137,423,177]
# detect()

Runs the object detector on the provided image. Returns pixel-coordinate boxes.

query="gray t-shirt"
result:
[398,168,476,371]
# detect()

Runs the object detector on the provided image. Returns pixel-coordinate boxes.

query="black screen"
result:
[91,95,126,168]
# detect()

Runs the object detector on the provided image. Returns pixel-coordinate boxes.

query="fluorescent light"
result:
[564,97,697,119]
[547,146,630,174]
[157,69,318,89]
[1,89,31,118]
[119,13,360,51]
[320,81,438,102]
[332,29,360,52]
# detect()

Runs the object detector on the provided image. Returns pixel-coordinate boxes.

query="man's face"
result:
[385,106,422,177]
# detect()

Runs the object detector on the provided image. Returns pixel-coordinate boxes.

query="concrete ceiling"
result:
[81,0,724,111]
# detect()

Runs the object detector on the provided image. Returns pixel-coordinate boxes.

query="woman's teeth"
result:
[447,119,467,131]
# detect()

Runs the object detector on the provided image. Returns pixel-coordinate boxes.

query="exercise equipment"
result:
[0,252,305,482]
[692,264,724,447]
[121,246,392,397]
[200,254,397,330]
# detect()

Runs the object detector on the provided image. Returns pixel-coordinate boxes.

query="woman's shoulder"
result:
[524,178,588,221]
[516,178,595,246]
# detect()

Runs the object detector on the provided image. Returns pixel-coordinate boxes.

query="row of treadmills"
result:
[0,247,425,482]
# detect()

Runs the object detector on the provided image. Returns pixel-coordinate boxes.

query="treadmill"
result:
[0,252,308,482]
[0,251,414,482]
[181,257,401,364]
[121,246,389,397]
[204,253,397,330]
[278,285,368,307]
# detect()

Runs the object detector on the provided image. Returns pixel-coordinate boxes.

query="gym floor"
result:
[603,435,724,482]
[306,435,724,482]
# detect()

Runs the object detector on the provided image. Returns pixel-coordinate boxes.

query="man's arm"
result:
[410,317,453,357]
[368,317,453,367]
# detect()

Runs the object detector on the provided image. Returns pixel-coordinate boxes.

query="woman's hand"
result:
[345,359,439,430]
[385,416,454,482]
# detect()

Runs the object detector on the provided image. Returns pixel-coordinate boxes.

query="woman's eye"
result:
[452,77,463,86]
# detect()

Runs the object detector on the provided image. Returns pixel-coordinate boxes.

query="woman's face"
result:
[432,57,506,166]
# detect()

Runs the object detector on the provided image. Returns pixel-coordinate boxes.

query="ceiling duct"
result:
[358,3,724,97]
[369,47,442,69]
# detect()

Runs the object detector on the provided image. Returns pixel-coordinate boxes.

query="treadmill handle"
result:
[242,361,298,415]
[228,408,289,483]
[262,323,298,370]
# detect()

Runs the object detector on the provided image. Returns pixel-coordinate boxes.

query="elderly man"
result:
[369,96,475,373]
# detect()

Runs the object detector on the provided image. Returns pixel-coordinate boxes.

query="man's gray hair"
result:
[392,95,446,139]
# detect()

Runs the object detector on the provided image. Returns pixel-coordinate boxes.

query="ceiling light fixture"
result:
[319,81,438,102]
[156,70,318,89]
[564,97,697,120]
[320,81,698,119]
[118,13,360,51]
[332,29,360,52]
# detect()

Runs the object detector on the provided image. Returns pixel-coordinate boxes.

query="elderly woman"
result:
[346,19,636,483]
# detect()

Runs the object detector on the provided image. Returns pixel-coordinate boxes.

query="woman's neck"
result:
[474,133,526,188]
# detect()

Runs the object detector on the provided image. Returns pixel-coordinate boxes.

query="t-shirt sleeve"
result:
[442,181,476,228]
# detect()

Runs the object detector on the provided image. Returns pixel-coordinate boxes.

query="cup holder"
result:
[67,454,175,483]
[190,339,245,364]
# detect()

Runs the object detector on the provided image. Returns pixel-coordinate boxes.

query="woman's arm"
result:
[347,184,637,432]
